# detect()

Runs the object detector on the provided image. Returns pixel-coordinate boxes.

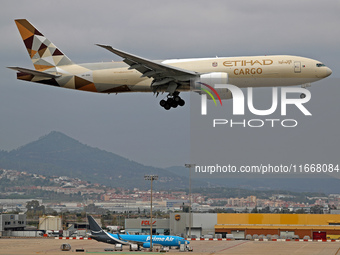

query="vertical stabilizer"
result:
[15,19,74,71]
[87,215,105,235]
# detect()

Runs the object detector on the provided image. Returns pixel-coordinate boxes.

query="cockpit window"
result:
[316,63,326,67]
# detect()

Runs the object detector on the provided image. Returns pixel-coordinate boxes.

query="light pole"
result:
[144,175,158,251]
[185,164,195,238]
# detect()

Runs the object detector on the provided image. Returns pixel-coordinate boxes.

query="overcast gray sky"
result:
[1,0,339,172]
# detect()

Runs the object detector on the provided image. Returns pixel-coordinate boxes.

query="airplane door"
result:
[294,61,301,73]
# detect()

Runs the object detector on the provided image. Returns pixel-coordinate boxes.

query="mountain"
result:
[0,131,188,190]
[0,132,339,193]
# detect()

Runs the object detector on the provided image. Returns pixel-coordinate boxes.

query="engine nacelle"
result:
[213,88,233,100]
[142,242,153,248]
[199,72,228,87]
[193,72,232,100]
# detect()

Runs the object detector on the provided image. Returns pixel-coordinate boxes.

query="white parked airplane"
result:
[8,19,332,110]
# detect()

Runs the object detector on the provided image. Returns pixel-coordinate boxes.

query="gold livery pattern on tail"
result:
[15,19,73,71]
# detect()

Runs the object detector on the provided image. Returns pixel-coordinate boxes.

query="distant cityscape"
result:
[1,168,339,214]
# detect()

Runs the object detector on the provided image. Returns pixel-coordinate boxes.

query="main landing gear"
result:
[159,92,185,110]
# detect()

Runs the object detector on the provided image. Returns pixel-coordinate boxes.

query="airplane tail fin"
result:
[14,19,74,71]
[87,215,105,235]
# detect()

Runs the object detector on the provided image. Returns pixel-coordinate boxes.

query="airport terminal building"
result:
[126,213,340,240]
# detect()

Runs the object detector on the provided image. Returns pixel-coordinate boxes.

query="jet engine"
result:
[198,72,228,86]
[193,72,232,100]
[142,242,153,248]
[212,87,233,100]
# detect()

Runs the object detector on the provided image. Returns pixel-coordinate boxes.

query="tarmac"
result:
[0,238,339,255]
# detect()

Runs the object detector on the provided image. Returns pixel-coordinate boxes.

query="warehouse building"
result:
[215,213,340,240]
[127,213,340,240]
[169,212,216,237]
[125,213,216,237]
[125,218,170,235]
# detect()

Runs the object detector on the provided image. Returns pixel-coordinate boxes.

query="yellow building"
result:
[215,213,340,240]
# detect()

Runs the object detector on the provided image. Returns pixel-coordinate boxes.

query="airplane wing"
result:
[116,233,142,246]
[96,44,198,88]
[7,67,61,79]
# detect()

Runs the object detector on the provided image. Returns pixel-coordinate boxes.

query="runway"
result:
[0,238,339,255]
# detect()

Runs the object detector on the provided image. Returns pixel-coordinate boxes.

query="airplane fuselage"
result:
[10,19,332,110]
[105,233,185,247]
[17,55,332,94]
[90,231,187,248]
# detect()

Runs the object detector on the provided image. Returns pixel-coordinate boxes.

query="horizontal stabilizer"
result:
[7,66,60,79]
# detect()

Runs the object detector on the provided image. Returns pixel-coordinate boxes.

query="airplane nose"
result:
[325,67,332,77]
[317,67,332,78]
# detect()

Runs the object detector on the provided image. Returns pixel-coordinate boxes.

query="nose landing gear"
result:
[300,93,306,99]
[300,83,311,99]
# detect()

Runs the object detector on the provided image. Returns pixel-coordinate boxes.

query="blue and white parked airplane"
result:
[87,215,188,249]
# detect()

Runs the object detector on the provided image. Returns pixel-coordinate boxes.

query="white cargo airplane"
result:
[8,19,332,110]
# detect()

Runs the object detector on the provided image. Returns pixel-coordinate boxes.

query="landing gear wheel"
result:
[164,103,171,110]
[172,101,178,108]
[160,99,166,107]
[300,93,306,99]
[174,96,181,102]
[178,99,185,107]
[160,91,185,110]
